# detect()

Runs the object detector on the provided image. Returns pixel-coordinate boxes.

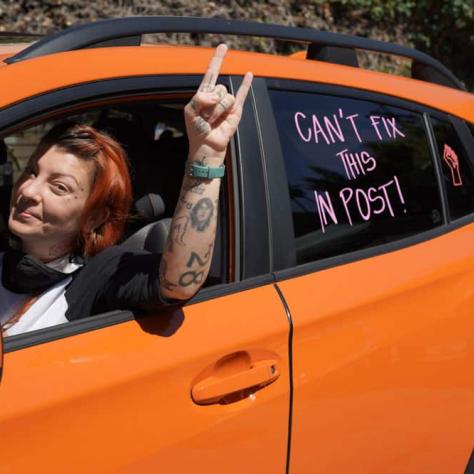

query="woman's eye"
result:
[52,182,69,194]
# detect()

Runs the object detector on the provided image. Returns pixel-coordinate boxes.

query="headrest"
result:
[120,218,171,253]
[135,193,166,220]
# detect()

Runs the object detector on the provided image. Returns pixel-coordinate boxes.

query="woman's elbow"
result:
[160,284,200,302]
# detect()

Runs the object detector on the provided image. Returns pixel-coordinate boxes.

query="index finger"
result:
[199,43,228,92]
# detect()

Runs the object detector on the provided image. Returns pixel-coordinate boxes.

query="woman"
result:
[0,44,253,336]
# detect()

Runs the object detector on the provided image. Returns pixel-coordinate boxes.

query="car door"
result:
[0,49,291,473]
[255,78,474,473]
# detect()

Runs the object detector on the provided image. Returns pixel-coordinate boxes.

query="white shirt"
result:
[0,253,82,337]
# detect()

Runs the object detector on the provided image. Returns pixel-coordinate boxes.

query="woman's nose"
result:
[19,178,42,203]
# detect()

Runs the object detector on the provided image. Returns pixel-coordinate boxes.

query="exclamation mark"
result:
[393,175,406,213]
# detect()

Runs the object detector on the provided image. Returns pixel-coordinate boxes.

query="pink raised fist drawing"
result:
[443,143,463,187]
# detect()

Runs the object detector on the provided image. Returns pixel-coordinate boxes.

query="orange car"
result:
[0,17,473,473]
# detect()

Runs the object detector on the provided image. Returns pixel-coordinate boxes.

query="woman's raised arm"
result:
[159,44,253,300]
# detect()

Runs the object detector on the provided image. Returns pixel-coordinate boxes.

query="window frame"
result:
[1,74,274,351]
[451,116,474,172]
[256,78,474,282]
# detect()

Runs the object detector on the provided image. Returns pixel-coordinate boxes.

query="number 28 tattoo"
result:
[179,244,213,287]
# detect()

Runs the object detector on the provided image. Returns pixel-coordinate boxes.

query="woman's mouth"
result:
[14,209,40,221]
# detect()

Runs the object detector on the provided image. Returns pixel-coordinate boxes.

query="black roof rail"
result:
[0,32,43,41]
[0,32,43,37]
[4,16,466,91]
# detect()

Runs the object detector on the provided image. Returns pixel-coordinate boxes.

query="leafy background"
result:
[0,0,472,90]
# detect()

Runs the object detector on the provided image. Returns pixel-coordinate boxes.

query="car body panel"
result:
[0,46,471,122]
[278,222,474,473]
[0,284,290,472]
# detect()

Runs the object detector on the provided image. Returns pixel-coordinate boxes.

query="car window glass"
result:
[269,90,442,264]
[431,117,474,220]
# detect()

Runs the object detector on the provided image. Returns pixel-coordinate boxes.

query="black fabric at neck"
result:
[2,249,81,294]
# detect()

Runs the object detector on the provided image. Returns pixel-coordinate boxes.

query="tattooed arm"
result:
[159,44,253,300]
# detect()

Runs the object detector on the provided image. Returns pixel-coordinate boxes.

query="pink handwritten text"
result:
[336,148,377,180]
[294,108,362,145]
[339,176,406,225]
[314,190,338,233]
[369,116,405,141]
[313,176,406,232]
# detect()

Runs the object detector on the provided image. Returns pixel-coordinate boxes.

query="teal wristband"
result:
[188,162,225,179]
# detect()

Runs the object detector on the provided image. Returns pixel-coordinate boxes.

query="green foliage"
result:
[327,0,474,90]
[335,0,416,20]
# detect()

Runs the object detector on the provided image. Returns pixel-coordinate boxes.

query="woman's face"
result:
[8,145,96,261]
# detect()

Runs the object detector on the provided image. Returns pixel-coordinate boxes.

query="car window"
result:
[268,90,443,264]
[1,98,229,296]
[431,117,474,220]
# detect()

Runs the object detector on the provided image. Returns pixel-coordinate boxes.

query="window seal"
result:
[424,112,450,224]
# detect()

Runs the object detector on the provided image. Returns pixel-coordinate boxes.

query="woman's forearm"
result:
[159,151,224,300]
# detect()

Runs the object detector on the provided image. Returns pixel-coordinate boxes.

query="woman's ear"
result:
[85,208,110,234]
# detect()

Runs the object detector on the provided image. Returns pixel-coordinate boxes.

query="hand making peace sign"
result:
[184,44,253,160]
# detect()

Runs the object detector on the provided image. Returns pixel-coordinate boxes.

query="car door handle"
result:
[192,358,280,405]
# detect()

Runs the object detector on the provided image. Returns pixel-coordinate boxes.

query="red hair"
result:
[34,121,132,256]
